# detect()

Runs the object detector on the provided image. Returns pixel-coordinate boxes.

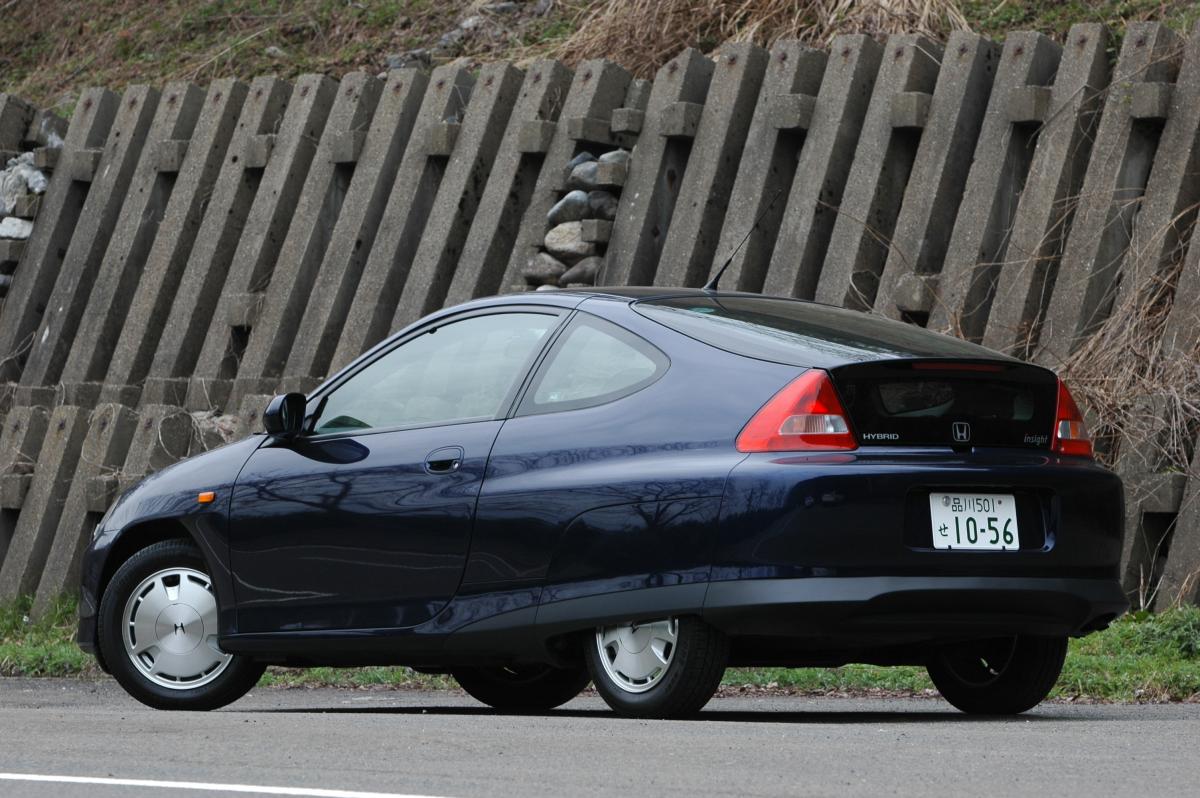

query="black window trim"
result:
[299,306,569,441]
[513,310,670,418]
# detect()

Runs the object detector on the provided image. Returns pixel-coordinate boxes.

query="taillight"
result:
[1052,379,1093,458]
[737,370,857,453]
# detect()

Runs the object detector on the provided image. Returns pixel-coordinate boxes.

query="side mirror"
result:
[263,393,307,439]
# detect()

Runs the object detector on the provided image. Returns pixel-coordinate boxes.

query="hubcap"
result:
[596,618,677,693]
[122,567,231,690]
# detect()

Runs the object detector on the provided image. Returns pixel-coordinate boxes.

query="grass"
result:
[0,595,96,678]
[5,595,1199,702]
[2,1,1198,111]
[0,0,579,112]
[959,0,1200,42]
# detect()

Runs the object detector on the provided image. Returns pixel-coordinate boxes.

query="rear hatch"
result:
[634,293,1061,451]
[831,360,1059,450]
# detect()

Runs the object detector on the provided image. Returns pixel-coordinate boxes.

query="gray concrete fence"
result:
[1,22,1199,618]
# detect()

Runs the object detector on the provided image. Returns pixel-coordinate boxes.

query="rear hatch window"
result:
[831,361,1058,449]
[634,294,1005,368]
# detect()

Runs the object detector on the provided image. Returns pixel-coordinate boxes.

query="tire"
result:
[586,616,728,719]
[452,664,590,711]
[927,635,1067,715]
[97,539,265,711]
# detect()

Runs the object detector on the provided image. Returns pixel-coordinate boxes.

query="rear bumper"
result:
[703,575,1128,641]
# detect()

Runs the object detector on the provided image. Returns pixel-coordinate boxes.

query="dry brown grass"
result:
[549,0,969,76]
[1061,220,1200,474]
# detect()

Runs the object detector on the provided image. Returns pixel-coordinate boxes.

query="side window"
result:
[314,312,558,434]
[520,314,667,415]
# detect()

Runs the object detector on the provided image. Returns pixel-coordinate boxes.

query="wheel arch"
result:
[98,518,201,606]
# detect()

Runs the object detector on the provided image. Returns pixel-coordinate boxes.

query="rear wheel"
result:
[586,616,728,719]
[927,635,1067,715]
[98,540,265,711]
[452,664,590,711]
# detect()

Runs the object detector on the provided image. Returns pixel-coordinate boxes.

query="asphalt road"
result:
[1,678,1197,798]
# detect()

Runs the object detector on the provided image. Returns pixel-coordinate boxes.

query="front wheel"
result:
[452,664,590,711]
[927,635,1067,715]
[586,616,728,719]
[97,539,265,711]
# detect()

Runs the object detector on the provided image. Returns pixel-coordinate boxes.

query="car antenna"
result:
[703,188,784,293]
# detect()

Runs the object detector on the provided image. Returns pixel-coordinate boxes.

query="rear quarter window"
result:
[518,314,668,415]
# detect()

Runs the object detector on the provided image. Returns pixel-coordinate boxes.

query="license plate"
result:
[928,492,1019,551]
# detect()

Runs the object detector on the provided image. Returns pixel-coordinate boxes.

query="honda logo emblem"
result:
[952,421,971,443]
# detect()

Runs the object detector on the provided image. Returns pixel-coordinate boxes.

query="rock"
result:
[0,217,34,240]
[566,151,596,171]
[264,46,288,60]
[534,0,555,15]
[545,222,597,262]
[598,149,630,167]
[436,29,465,54]
[386,49,431,70]
[559,256,602,286]
[459,15,486,31]
[567,161,599,191]
[0,152,48,216]
[522,252,568,286]
[588,190,619,221]
[29,110,67,149]
[486,2,520,13]
[547,190,590,226]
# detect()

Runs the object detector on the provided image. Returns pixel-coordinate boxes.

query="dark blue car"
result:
[77,288,1127,718]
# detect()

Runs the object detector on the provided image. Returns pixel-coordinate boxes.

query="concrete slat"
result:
[327,65,475,374]
[601,49,715,286]
[1034,23,1183,366]
[138,77,292,408]
[814,34,944,309]
[706,41,826,292]
[760,36,883,300]
[442,60,574,307]
[874,32,1000,321]
[13,86,162,407]
[654,42,769,288]
[390,62,527,332]
[183,75,339,412]
[0,88,117,390]
[228,73,384,409]
[281,69,429,393]
[981,25,1111,355]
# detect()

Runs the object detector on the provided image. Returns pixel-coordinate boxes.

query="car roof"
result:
[402,288,1021,372]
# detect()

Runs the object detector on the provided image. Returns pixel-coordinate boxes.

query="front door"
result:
[229,309,563,633]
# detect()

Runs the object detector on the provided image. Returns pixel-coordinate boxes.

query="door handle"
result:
[424,446,464,474]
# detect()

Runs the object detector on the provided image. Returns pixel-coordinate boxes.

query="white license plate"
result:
[929,492,1019,551]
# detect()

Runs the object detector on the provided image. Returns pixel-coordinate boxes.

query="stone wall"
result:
[1,22,1199,616]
